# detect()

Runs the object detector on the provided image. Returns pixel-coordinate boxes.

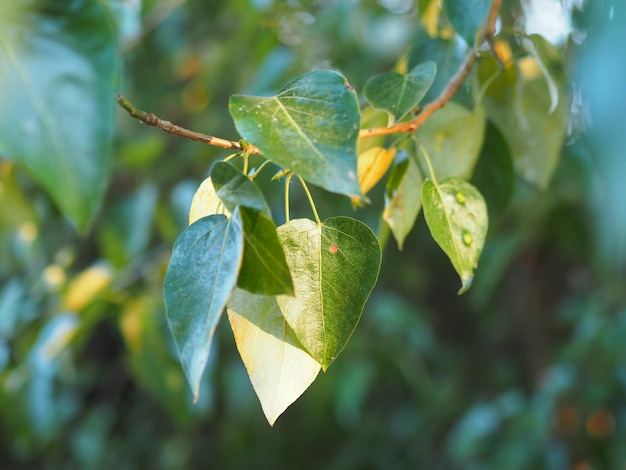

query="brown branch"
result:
[116,95,262,155]
[358,0,502,139]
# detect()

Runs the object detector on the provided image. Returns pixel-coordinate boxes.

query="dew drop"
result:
[455,192,466,205]
[462,230,473,246]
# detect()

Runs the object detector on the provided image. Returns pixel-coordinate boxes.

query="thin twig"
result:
[358,0,501,139]
[116,95,262,154]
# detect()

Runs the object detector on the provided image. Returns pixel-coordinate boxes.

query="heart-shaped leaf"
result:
[422,177,488,294]
[276,217,381,370]
[164,211,244,401]
[229,70,361,198]
[237,207,294,296]
[363,61,436,123]
[442,0,491,47]
[0,1,118,230]
[227,288,320,426]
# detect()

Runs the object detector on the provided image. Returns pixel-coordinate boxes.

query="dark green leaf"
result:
[227,289,320,426]
[237,207,294,296]
[210,162,272,218]
[384,151,424,250]
[422,177,488,293]
[0,1,119,230]
[416,103,485,179]
[276,217,381,370]
[442,0,491,47]
[164,211,244,401]
[229,70,361,197]
[363,62,436,123]
[471,122,514,220]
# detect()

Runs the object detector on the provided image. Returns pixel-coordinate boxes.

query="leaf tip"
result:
[457,273,474,295]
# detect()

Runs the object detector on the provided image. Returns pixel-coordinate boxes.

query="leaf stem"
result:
[415,138,438,185]
[116,95,262,154]
[298,176,322,226]
[248,159,272,180]
[242,150,250,176]
[285,172,293,223]
[358,0,501,139]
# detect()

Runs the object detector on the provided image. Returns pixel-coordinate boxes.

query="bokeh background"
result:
[2,0,626,468]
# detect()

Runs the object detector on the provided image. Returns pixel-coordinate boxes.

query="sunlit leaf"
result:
[417,102,485,179]
[442,0,491,47]
[422,177,487,293]
[164,211,244,401]
[227,289,320,426]
[276,217,381,370]
[229,70,361,197]
[363,61,436,123]
[356,147,397,196]
[189,177,228,224]
[384,151,424,250]
[237,207,293,296]
[0,1,119,230]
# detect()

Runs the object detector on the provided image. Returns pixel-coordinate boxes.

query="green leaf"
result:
[442,0,491,47]
[363,62,436,123]
[227,289,320,426]
[478,53,568,189]
[189,162,271,224]
[416,102,485,179]
[422,177,488,294]
[164,211,244,401]
[210,162,272,218]
[408,36,468,103]
[237,207,294,296]
[384,150,424,250]
[0,1,119,230]
[471,122,514,220]
[229,70,361,197]
[276,217,381,370]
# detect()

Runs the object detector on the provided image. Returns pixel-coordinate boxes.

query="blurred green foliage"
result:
[1,0,625,468]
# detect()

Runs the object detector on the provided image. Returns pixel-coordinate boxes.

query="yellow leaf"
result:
[357,147,397,195]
